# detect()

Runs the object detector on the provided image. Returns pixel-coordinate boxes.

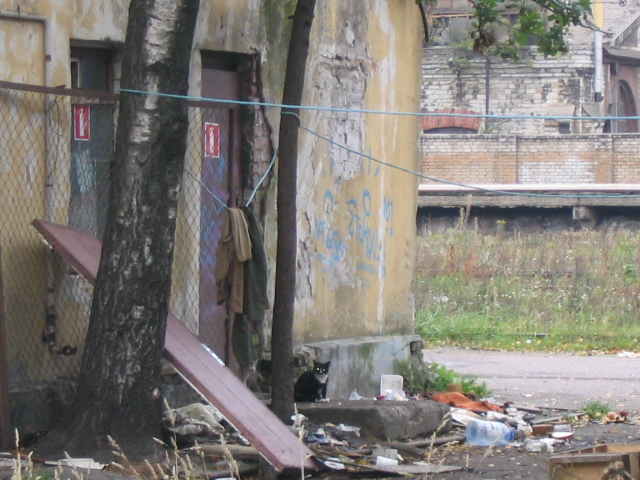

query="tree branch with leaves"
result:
[419,0,595,59]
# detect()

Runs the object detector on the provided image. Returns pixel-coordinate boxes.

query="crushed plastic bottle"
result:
[465,420,515,447]
[349,389,363,400]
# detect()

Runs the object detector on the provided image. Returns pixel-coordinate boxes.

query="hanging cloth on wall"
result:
[215,207,268,370]
[215,207,252,313]
[232,207,270,370]
[240,206,269,323]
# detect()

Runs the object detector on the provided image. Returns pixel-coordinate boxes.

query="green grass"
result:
[414,228,640,353]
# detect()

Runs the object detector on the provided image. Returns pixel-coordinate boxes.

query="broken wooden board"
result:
[549,443,640,480]
[31,220,315,474]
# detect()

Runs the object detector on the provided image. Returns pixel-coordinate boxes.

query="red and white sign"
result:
[74,105,91,141]
[204,122,220,158]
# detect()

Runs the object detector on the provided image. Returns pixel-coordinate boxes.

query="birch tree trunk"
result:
[37,0,200,460]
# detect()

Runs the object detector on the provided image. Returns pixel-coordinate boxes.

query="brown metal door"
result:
[199,61,242,371]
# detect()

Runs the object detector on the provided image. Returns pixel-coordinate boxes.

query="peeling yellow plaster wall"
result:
[293,0,422,343]
[0,17,44,83]
[365,0,422,335]
[0,8,49,385]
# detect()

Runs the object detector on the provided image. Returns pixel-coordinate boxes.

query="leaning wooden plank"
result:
[31,220,315,473]
[164,315,314,472]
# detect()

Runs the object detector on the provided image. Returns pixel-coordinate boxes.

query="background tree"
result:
[270,0,317,423]
[37,0,200,460]
[470,0,593,58]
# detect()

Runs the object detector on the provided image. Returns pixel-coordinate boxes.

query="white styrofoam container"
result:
[380,374,403,396]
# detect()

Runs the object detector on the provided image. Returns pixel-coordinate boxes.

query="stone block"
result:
[301,335,424,399]
[298,399,451,440]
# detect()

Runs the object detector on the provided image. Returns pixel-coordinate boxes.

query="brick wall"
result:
[419,133,640,184]
[421,46,600,135]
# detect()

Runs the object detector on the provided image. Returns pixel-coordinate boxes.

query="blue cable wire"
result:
[184,165,229,209]
[124,88,640,201]
[120,88,640,122]
[282,112,640,200]
[246,150,277,206]
[185,150,276,208]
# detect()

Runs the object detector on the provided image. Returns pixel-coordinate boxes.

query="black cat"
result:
[294,360,330,402]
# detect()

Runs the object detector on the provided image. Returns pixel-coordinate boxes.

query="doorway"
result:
[198,52,244,371]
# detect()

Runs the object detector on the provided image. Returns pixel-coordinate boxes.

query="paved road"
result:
[423,347,640,412]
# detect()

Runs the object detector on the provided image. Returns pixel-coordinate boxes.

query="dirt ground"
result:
[292,397,640,480]
[3,408,639,480]
[424,419,640,480]
[5,347,640,479]
[418,348,640,479]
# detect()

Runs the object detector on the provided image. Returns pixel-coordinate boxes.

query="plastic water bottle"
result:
[465,420,515,446]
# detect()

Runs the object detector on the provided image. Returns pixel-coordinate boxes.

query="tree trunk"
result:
[36,0,199,461]
[270,0,316,423]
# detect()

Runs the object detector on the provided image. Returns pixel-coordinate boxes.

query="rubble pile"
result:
[3,392,639,479]
[157,390,639,478]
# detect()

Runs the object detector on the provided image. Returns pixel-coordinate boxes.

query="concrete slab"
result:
[298,399,451,440]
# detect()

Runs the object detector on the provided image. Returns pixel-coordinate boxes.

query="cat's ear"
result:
[325,361,331,367]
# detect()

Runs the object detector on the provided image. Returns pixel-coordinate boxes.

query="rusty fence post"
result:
[0,246,12,449]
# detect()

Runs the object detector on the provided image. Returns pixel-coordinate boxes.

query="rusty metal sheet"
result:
[31,220,315,473]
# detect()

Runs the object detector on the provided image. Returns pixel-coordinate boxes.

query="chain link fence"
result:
[0,81,272,437]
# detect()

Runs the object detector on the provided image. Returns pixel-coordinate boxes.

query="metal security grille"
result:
[0,81,255,437]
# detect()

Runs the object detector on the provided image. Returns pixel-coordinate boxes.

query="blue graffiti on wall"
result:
[314,183,395,282]
[314,191,349,264]
[347,190,395,278]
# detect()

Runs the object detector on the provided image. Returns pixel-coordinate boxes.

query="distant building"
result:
[422,0,640,135]
[418,1,640,220]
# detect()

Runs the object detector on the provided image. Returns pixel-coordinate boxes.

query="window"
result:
[609,81,638,133]
[558,122,571,134]
[70,46,114,92]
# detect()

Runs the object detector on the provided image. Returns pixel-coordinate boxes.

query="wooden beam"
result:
[418,183,640,193]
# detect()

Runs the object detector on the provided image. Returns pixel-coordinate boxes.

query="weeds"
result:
[415,229,640,352]
[460,376,492,398]
[394,358,491,398]
[9,430,226,480]
[426,363,460,392]
[426,363,491,397]
[583,400,611,420]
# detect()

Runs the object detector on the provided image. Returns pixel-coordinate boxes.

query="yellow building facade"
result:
[0,0,422,395]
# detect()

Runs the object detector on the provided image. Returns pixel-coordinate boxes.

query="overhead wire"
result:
[120,88,640,121]
[122,88,640,201]
[285,111,640,199]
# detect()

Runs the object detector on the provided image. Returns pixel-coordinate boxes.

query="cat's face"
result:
[313,361,330,384]
[313,360,330,375]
